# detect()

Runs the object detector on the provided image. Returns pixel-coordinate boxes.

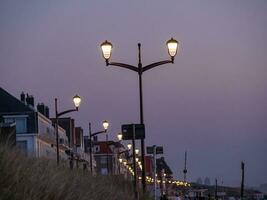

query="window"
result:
[5,117,27,134]
[15,118,27,133]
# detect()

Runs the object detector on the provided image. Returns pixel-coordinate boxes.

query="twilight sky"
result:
[0,0,267,187]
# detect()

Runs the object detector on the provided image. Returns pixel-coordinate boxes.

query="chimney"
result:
[37,103,45,115]
[29,95,34,107]
[20,92,25,103]
[45,106,49,118]
[26,94,30,105]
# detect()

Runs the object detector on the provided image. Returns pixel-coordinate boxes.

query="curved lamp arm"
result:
[118,150,129,155]
[108,62,139,72]
[90,130,107,137]
[57,108,78,118]
[142,60,173,72]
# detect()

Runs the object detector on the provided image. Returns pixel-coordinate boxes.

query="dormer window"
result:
[4,115,27,134]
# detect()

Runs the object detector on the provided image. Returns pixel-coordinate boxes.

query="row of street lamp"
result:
[54,38,179,195]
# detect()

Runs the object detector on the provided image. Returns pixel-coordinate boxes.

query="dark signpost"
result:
[147,145,163,200]
[147,146,163,154]
[121,124,145,140]
[121,124,145,199]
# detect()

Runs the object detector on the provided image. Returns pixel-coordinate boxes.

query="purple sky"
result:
[0,0,267,187]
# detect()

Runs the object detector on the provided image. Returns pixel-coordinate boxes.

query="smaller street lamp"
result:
[117,132,123,141]
[73,95,82,108]
[135,149,139,155]
[127,143,132,150]
[103,120,109,130]
[55,95,81,165]
[89,120,110,173]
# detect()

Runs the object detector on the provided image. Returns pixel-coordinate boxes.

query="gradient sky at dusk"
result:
[0,0,266,187]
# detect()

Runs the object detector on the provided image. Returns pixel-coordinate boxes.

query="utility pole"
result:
[241,161,245,200]
[215,178,218,200]
[153,145,157,200]
[183,151,187,182]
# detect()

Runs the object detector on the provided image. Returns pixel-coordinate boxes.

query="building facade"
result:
[0,88,69,160]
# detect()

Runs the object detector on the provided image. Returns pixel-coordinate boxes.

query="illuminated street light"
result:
[72,95,81,108]
[127,143,132,150]
[89,120,110,173]
[102,120,109,131]
[117,132,123,141]
[166,38,179,59]
[135,149,139,155]
[55,95,81,165]
[101,40,113,61]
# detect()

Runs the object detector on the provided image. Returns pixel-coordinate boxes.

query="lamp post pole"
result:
[106,133,109,175]
[132,124,138,198]
[89,122,93,173]
[55,98,60,165]
[241,161,245,200]
[54,95,81,165]
[101,38,179,192]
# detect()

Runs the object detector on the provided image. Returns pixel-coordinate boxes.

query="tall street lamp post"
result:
[89,120,109,174]
[100,38,179,192]
[55,95,81,165]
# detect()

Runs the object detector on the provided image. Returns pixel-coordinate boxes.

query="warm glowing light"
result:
[123,161,127,165]
[117,133,122,141]
[166,38,179,58]
[73,95,81,108]
[102,120,109,130]
[135,149,139,155]
[119,158,123,163]
[127,143,132,150]
[135,158,139,162]
[101,40,113,60]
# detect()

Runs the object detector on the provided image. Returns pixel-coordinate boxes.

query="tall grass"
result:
[0,145,151,200]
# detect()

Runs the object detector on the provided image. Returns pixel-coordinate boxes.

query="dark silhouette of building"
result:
[51,117,75,147]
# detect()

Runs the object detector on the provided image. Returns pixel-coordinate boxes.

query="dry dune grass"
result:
[0,145,151,200]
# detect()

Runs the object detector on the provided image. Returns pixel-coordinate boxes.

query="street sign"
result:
[147,146,154,154]
[147,146,163,154]
[121,124,145,140]
[156,146,163,154]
